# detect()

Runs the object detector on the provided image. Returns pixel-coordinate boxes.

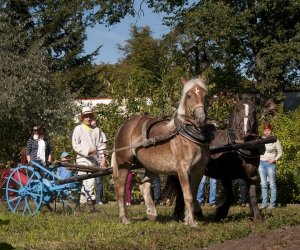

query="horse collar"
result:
[174,116,214,145]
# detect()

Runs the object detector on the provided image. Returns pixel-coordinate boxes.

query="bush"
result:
[266,106,300,203]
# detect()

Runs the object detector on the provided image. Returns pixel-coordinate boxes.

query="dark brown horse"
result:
[112,77,211,227]
[163,94,264,221]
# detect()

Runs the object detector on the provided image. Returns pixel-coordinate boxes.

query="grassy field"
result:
[0,202,299,250]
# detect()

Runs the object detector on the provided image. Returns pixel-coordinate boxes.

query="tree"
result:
[165,0,300,99]
[98,24,190,118]
[0,10,75,160]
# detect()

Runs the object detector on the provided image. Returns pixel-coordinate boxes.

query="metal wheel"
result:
[6,165,44,216]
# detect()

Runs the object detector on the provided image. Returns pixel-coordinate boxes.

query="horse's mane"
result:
[177,78,207,122]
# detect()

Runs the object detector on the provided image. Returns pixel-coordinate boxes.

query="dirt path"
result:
[199,225,300,250]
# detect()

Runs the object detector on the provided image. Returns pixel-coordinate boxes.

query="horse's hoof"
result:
[120,217,130,224]
[147,213,157,222]
[253,216,264,223]
[194,211,203,219]
[184,220,198,227]
[190,222,198,227]
[214,214,224,222]
[214,217,221,222]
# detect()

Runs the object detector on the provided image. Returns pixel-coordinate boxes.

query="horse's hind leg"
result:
[113,158,131,224]
[215,179,233,221]
[139,170,157,221]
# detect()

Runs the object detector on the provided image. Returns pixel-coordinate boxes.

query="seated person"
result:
[57,151,73,180]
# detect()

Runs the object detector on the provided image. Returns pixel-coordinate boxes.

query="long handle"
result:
[210,136,277,154]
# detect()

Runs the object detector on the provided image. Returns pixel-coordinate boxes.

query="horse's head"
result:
[177,77,208,128]
[230,94,257,141]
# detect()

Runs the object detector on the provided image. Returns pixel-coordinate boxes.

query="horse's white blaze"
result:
[243,103,249,134]
[195,87,200,96]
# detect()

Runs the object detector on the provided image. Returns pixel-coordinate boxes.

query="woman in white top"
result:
[259,123,283,209]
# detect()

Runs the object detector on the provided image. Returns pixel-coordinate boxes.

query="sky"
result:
[84,6,169,64]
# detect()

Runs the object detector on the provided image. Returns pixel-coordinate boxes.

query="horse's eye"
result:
[187,94,191,99]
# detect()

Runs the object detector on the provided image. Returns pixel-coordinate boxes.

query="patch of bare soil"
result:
[202,225,300,250]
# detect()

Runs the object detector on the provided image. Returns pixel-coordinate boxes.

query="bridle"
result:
[191,104,205,119]
[228,100,259,143]
[185,85,207,127]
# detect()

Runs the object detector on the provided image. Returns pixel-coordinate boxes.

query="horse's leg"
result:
[190,168,205,219]
[177,170,197,227]
[139,170,157,222]
[172,176,185,220]
[112,154,130,224]
[248,180,264,221]
[215,179,233,221]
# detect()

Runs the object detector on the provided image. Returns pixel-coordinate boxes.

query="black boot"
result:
[87,200,96,213]
[79,203,87,212]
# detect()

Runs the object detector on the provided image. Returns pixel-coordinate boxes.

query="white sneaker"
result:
[97,202,103,206]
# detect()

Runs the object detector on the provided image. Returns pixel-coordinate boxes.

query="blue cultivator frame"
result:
[5,160,112,216]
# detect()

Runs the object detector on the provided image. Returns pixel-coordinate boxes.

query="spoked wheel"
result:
[6,165,44,216]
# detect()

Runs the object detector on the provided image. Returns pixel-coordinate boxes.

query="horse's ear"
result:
[235,94,241,101]
[181,77,188,85]
[249,94,256,102]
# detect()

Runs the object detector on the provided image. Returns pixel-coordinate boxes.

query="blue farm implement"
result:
[5,161,112,216]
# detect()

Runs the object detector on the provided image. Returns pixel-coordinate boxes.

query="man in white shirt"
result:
[72,107,106,210]
[91,118,107,205]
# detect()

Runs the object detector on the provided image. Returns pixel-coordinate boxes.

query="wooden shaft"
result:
[56,168,113,185]
[61,162,106,172]
[210,136,277,154]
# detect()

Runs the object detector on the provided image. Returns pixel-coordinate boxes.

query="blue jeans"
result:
[152,175,161,203]
[197,176,217,205]
[95,177,103,203]
[259,160,277,208]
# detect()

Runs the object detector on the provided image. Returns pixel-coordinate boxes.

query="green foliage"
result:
[97,24,189,121]
[207,91,237,128]
[166,0,300,98]
[0,10,76,161]
[265,107,300,203]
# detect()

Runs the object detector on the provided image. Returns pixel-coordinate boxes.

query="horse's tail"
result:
[111,152,118,182]
[160,175,182,205]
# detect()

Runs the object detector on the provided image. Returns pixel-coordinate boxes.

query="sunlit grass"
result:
[0,202,299,249]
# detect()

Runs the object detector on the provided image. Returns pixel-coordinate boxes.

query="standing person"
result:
[26,125,52,166]
[57,151,73,180]
[239,179,249,207]
[259,123,282,209]
[125,171,133,206]
[152,174,161,205]
[91,118,107,206]
[72,107,107,211]
[232,179,249,206]
[197,176,217,207]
